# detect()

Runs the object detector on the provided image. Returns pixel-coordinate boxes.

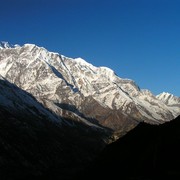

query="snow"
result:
[0,59,13,77]
[0,41,11,48]
[0,76,62,123]
[0,42,179,126]
[23,43,36,51]
[156,92,180,106]
[134,97,164,121]
[74,57,97,71]
[99,66,116,81]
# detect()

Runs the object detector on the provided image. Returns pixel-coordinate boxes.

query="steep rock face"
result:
[0,43,179,138]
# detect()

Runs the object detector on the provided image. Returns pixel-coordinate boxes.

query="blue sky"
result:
[1,0,180,96]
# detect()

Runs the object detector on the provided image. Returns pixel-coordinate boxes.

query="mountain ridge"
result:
[0,42,179,139]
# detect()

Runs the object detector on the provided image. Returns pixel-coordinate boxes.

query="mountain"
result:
[0,41,12,49]
[157,92,180,105]
[0,41,19,49]
[0,42,179,141]
[156,92,180,117]
[0,75,61,123]
[0,42,180,179]
[78,115,180,180]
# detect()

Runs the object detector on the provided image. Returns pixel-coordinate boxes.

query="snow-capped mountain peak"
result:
[157,92,180,106]
[0,41,12,49]
[0,42,179,136]
[74,57,92,66]
[0,41,20,49]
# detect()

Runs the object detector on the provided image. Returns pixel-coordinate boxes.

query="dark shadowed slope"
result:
[76,115,180,180]
[0,78,109,180]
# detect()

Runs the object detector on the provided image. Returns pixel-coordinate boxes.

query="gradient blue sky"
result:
[1,0,180,96]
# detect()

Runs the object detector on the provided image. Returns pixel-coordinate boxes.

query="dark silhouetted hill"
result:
[76,115,180,180]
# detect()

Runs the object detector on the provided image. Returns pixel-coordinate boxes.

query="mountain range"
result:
[0,41,180,179]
